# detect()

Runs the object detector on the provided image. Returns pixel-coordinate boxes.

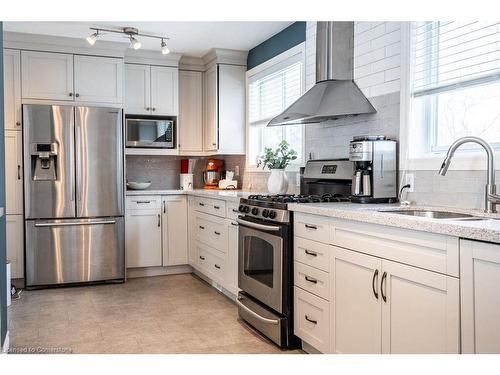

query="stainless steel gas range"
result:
[235,159,354,348]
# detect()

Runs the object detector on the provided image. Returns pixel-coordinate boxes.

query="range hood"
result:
[268,22,376,126]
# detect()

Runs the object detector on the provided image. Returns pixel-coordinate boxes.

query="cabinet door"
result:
[6,215,24,279]
[162,196,188,266]
[178,70,203,152]
[74,55,123,103]
[381,260,460,354]
[151,66,178,116]
[461,240,500,353]
[203,64,218,151]
[21,51,74,100]
[125,64,151,115]
[332,246,382,354]
[218,64,245,154]
[5,130,23,215]
[225,218,239,295]
[126,209,162,268]
[3,49,22,130]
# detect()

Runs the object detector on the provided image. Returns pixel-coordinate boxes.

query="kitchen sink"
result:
[379,209,475,219]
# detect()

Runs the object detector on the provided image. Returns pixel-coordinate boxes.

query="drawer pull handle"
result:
[372,269,379,300]
[17,165,21,180]
[304,315,317,324]
[136,201,151,204]
[199,256,205,260]
[214,205,220,209]
[214,231,221,235]
[304,224,318,230]
[231,222,238,226]
[381,271,387,302]
[304,276,318,284]
[232,209,239,213]
[199,203,205,207]
[304,249,317,257]
[199,225,205,230]
[214,264,221,269]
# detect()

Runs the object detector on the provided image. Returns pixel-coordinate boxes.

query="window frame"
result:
[245,42,306,172]
[400,22,500,172]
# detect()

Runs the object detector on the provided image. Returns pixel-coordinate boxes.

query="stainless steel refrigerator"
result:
[23,105,125,288]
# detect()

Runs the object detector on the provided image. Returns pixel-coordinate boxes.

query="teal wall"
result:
[0,22,7,349]
[247,22,306,70]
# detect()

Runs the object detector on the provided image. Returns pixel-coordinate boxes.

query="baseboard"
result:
[2,331,10,354]
[126,264,193,278]
[301,340,321,354]
[192,269,237,302]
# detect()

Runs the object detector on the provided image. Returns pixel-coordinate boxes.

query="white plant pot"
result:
[267,169,289,194]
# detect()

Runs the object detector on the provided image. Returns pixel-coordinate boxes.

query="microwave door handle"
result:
[235,218,280,232]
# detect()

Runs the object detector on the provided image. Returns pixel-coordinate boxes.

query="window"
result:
[247,45,305,168]
[409,22,500,155]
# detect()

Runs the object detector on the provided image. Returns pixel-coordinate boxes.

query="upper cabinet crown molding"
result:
[179,56,205,72]
[202,48,248,67]
[124,49,182,67]
[3,31,125,58]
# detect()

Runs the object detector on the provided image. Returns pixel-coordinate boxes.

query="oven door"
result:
[126,118,174,148]
[237,218,283,313]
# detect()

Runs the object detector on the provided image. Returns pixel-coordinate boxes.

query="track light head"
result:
[160,39,170,55]
[86,31,99,45]
[129,36,141,50]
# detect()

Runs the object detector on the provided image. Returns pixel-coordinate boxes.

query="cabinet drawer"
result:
[294,213,331,244]
[294,237,331,272]
[194,197,226,217]
[195,212,227,252]
[226,202,240,220]
[196,243,225,285]
[294,261,330,301]
[294,286,330,353]
[126,195,161,210]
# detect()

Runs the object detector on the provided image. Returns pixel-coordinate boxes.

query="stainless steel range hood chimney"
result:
[268,22,376,126]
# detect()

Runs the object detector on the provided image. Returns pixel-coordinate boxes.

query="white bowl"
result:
[127,181,152,190]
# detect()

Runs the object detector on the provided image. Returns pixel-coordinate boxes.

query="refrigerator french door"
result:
[23,105,125,287]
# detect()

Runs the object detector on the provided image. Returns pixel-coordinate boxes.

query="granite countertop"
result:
[125,189,259,202]
[288,202,500,244]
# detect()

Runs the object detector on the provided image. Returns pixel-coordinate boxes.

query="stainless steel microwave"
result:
[125,116,176,148]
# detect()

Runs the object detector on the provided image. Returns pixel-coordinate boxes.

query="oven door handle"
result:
[236,218,280,232]
[236,298,280,325]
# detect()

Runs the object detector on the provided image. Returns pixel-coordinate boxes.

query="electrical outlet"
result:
[405,173,415,192]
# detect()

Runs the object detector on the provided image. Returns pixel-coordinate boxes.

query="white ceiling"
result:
[3,21,293,57]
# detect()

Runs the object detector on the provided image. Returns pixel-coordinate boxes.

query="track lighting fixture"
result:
[85,27,170,54]
[160,39,170,55]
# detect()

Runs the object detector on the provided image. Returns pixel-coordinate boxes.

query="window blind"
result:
[412,21,500,97]
[248,56,302,125]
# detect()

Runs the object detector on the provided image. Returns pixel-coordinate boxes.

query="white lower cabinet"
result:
[6,215,24,279]
[162,196,188,266]
[126,197,162,268]
[461,239,500,353]
[331,246,460,354]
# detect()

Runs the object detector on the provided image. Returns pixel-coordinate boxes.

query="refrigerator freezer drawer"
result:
[25,217,125,287]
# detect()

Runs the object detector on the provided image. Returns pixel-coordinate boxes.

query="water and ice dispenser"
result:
[30,143,58,181]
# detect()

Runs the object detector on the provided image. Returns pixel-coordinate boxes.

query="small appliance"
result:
[218,170,237,190]
[125,115,175,148]
[349,135,397,203]
[180,174,193,190]
[203,159,224,189]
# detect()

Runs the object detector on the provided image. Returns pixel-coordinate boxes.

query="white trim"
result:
[400,22,500,172]
[245,42,306,172]
[2,331,9,354]
[126,265,192,278]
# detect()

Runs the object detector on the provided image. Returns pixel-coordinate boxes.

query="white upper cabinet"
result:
[125,64,151,115]
[461,239,500,353]
[3,49,22,130]
[151,66,179,116]
[179,70,203,152]
[74,55,123,103]
[4,130,23,215]
[203,63,245,154]
[381,260,460,354]
[203,64,218,151]
[21,50,74,101]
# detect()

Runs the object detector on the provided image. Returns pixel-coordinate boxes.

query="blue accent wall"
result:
[247,22,306,70]
[0,22,7,349]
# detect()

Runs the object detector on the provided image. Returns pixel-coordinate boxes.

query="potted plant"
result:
[257,140,298,194]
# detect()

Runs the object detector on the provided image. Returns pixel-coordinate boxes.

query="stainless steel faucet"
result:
[438,136,500,213]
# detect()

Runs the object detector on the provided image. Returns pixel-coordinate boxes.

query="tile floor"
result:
[8,274,303,354]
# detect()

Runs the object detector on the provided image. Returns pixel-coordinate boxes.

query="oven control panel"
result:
[238,203,289,223]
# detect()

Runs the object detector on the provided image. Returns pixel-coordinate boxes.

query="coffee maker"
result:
[349,136,397,203]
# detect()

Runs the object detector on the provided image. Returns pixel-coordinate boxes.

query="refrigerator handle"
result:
[75,121,83,203]
[69,118,75,202]
[34,220,117,227]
